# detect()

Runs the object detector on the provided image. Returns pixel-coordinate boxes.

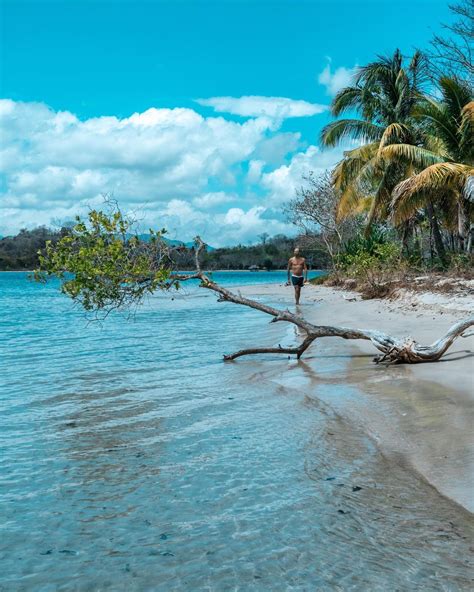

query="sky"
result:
[0,0,453,246]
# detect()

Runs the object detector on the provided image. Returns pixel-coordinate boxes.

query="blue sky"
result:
[0,0,453,245]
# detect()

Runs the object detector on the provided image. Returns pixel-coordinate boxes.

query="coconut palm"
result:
[386,76,474,251]
[321,50,427,230]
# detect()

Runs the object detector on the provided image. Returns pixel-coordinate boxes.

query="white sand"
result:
[240,282,474,513]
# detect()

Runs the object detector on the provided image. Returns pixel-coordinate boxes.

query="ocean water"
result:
[1,271,473,591]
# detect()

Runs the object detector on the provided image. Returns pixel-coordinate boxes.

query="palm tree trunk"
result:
[401,222,411,256]
[458,199,468,252]
[426,201,447,265]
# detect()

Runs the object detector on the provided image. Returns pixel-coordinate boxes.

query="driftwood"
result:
[174,238,474,365]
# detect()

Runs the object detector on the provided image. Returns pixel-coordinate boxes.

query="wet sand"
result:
[240,282,474,514]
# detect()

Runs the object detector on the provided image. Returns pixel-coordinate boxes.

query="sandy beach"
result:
[240,282,474,514]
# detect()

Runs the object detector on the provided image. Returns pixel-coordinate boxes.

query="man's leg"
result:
[295,285,301,305]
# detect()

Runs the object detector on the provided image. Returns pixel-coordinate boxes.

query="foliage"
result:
[319,46,473,263]
[387,77,473,245]
[34,209,173,313]
[324,226,402,297]
[321,49,428,230]
[2,226,324,273]
[336,227,400,276]
[0,227,65,270]
[172,233,328,270]
[447,252,474,275]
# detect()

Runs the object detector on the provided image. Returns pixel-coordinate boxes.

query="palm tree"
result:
[321,50,427,232]
[386,77,473,252]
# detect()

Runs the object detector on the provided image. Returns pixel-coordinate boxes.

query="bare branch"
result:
[223,335,318,361]
[179,249,474,364]
[427,0,474,80]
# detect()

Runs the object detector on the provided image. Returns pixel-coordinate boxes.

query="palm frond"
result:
[331,87,364,117]
[336,153,390,221]
[336,184,370,221]
[392,188,439,224]
[365,161,404,230]
[392,185,462,227]
[414,99,458,152]
[392,163,472,207]
[438,76,473,120]
[333,143,379,190]
[380,143,445,168]
[320,119,384,147]
[408,50,429,91]
[378,123,413,152]
[459,101,474,162]
[423,133,448,157]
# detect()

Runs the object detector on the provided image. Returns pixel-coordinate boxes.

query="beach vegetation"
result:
[34,205,473,365]
[289,26,473,295]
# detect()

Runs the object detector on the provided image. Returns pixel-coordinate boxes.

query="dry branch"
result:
[186,237,474,365]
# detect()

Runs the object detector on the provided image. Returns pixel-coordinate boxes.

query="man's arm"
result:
[304,259,308,282]
[287,259,292,284]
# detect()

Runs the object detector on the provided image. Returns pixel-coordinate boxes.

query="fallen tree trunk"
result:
[175,238,474,365]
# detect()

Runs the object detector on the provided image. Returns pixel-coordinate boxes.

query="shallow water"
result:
[1,272,473,591]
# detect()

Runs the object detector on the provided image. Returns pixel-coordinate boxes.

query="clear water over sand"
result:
[1,272,473,591]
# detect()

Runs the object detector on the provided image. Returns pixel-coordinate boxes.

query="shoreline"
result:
[239,282,474,514]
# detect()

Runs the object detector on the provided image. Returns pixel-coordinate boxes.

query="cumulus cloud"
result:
[318,62,357,96]
[218,206,290,244]
[0,98,342,246]
[252,132,301,166]
[192,192,235,209]
[196,95,327,119]
[261,145,347,205]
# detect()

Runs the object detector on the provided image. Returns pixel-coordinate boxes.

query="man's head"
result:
[293,247,300,257]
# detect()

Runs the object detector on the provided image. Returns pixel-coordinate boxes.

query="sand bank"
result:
[239,282,474,513]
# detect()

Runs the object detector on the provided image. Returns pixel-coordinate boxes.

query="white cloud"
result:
[140,201,291,246]
[247,160,265,184]
[318,62,357,96]
[0,99,273,231]
[0,98,343,246]
[218,206,289,244]
[261,145,347,205]
[196,95,327,119]
[192,192,235,209]
[252,132,301,166]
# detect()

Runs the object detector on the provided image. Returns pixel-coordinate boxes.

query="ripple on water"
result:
[1,272,473,591]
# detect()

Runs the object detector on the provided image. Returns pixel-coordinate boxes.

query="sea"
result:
[1,271,473,591]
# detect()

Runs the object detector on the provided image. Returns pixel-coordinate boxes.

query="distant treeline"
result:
[0,227,69,271]
[0,227,331,271]
[180,234,330,270]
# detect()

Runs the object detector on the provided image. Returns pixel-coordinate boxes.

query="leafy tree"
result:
[321,49,428,230]
[386,77,473,252]
[35,209,174,313]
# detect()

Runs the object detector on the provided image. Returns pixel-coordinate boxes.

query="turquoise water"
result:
[1,272,473,591]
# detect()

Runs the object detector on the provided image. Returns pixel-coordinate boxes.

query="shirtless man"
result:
[287,247,308,305]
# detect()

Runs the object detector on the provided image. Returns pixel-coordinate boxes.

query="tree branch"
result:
[223,335,318,361]
[189,237,473,365]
